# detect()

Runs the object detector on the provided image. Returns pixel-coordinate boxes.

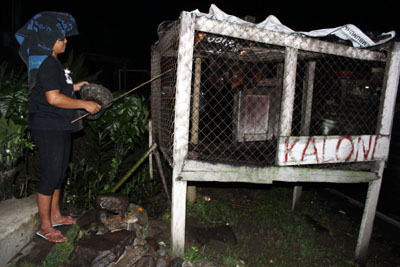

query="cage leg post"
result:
[170,11,195,257]
[291,186,303,211]
[279,47,298,211]
[186,57,202,205]
[171,178,187,257]
[153,147,171,203]
[355,161,384,264]
[292,61,316,211]
[187,184,196,204]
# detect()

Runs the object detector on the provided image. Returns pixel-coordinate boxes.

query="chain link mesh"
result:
[151,16,388,169]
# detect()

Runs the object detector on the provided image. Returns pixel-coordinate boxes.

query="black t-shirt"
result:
[28,56,80,131]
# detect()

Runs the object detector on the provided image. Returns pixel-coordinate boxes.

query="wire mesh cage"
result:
[151,13,390,170]
[151,10,400,260]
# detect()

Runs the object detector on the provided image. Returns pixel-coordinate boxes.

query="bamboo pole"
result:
[110,143,157,193]
[72,68,173,123]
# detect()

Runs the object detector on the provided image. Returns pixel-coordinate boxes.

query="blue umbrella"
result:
[15,11,78,89]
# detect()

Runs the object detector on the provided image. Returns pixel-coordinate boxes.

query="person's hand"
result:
[73,81,89,91]
[84,101,102,114]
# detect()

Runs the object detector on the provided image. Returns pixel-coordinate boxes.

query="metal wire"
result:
[151,16,388,169]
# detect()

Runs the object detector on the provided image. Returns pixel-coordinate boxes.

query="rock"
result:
[77,209,98,228]
[134,244,159,267]
[95,193,129,214]
[113,204,150,239]
[145,236,160,252]
[113,246,146,267]
[182,260,193,267]
[192,259,221,267]
[133,237,148,247]
[156,249,172,267]
[135,255,157,267]
[104,214,122,232]
[70,229,135,267]
[97,210,109,224]
[77,221,108,241]
[170,257,185,267]
[156,257,168,267]
[127,203,148,225]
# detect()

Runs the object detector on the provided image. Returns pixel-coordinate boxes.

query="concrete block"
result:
[0,194,39,266]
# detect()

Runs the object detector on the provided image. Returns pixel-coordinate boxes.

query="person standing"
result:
[15,11,101,242]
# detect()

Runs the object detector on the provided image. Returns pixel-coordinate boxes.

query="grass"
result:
[9,184,399,266]
[182,184,400,266]
[12,225,80,267]
[41,224,80,267]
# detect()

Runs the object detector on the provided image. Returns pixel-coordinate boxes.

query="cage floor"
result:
[187,140,277,166]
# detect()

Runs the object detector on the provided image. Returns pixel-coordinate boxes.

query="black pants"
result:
[31,129,71,196]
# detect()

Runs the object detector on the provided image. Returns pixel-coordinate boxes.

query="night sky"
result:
[11,0,399,71]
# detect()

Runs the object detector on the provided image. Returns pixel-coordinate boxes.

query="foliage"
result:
[1,54,153,211]
[0,62,29,124]
[0,117,32,171]
[64,50,102,83]
[87,92,150,193]
[184,246,201,262]
[64,93,151,209]
[0,62,32,170]
[63,158,105,210]
[120,161,158,204]
[0,51,100,200]
[88,93,149,147]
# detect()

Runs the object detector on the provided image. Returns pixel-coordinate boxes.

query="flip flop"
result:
[36,230,67,243]
[52,216,76,227]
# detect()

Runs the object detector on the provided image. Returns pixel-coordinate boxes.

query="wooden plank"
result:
[278,47,298,136]
[355,43,400,264]
[171,11,195,257]
[293,61,316,211]
[190,57,202,145]
[180,160,377,184]
[300,61,316,136]
[355,162,384,264]
[194,15,386,62]
[377,42,400,135]
[277,135,390,166]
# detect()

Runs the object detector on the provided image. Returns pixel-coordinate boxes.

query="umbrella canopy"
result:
[15,11,78,89]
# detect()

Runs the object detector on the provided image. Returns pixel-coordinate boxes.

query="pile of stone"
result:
[69,193,220,267]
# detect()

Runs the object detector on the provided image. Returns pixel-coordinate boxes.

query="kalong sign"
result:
[277,135,390,166]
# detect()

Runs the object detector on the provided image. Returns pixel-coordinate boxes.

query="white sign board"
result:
[277,135,390,166]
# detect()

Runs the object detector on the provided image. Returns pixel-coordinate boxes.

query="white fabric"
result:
[191,4,396,48]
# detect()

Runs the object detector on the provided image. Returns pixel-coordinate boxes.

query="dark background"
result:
[1,1,399,72]
[1,1,400,218]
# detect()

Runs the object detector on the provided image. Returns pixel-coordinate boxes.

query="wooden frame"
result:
[152,11,400,264]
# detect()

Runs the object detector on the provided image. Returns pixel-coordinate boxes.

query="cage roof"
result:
[190,4,396,48]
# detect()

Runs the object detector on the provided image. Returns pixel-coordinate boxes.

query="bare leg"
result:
[37,192,53,233]
[51,189,76,225]
[37,192,66,242]
[50,189,62,223]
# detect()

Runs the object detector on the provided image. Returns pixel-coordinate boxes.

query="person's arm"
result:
[73,81,88,91]
[45,89,101,114]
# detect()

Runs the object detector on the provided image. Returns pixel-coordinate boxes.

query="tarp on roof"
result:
[191,4,396,48]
